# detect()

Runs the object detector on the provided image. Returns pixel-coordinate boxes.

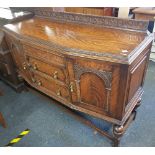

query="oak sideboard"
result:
[1,11,153,146]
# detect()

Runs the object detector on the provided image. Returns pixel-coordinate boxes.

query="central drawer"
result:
[23,44,65,66]
[26,56,67,83]
[31,72,71,102]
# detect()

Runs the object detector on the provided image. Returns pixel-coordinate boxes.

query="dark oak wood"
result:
[1,11,153,146]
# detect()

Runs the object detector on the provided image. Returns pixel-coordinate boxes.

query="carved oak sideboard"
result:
[1,11,153,146]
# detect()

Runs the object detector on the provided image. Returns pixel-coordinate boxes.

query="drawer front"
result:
[23,45,65,67]
[31,72,71,102]
[26,56,67,83]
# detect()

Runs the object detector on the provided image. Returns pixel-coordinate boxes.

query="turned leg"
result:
[112,110,137,146]
[112,125,124,147]
[0,112,7,128]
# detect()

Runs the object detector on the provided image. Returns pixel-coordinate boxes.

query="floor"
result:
[0,61,155,147]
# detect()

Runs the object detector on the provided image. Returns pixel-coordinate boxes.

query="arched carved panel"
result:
[80,73,107,108]
[74,64,112,112]
[74,64,112,89]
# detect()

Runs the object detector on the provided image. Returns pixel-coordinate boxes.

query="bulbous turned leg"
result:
[112,109,138,146]
[112,125,124,147]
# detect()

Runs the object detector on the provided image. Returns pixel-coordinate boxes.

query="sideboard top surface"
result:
[3,16,153,64]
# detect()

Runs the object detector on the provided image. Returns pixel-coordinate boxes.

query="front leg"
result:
[112,125,124,147]
[112,110,137,146]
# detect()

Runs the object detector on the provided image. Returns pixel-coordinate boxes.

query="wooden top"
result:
[133,7,155,15]
[3,16,153,64]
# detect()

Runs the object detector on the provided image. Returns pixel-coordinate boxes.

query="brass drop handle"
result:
[53,71,58,79]
[33,64,38,70]
[56,89,61,96]
[37,81,42,86]
[69,82,74,93]
[23,62,27,70]
[32,78,36,83]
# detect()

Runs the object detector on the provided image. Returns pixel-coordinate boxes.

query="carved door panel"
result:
[68,60,112,114]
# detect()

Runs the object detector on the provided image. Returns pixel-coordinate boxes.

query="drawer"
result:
[31,73,71,101]
[23,45,65,67]
[26,56,67,83]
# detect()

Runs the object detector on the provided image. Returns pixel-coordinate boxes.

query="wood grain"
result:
[4,17,145,56]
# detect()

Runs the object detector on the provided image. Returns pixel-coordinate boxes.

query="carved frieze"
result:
[34,10,149,32]
[74,64,112,89]
[73,64,112,112]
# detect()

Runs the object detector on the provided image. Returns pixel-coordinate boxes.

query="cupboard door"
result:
[80,73,107,109]
[67,58,113,115]
[73,64,112,113]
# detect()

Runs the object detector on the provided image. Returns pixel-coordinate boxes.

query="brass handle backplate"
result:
[53,71,58,79]
[69,82,74,93]
[56,89,61,96]
[37,81,42,86]
[32,78,36,83]
[33,64,38,70]
[23,62,27,70]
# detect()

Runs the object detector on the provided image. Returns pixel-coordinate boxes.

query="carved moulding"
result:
[73,64,112,112]
[4,27,153,65]
[34,10,149,32]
